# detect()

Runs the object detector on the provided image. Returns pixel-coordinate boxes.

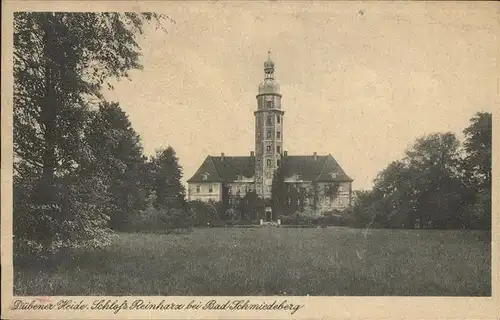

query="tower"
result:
[254,51,284,198]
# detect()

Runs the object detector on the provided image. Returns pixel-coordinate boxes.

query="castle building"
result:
[187,52,353,216]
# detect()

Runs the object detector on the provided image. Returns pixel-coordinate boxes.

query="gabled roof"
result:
[314,154,353,182]
[187,154,352,183]
[280,154,352,182]
[210,156,255,181]
[186,156,223,183]
[187,156,255,182]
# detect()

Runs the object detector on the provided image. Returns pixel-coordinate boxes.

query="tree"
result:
[349,132,468,229]
[463,112,492,190]
[405,132,467,228]
[13,12,165,259]
[151,146,186,210]
[462,112,492,230]
[84,102,149,230]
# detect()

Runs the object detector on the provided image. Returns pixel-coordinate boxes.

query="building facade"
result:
[187,53,353,216]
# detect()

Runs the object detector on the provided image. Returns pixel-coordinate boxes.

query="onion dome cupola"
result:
[258,50,280,95]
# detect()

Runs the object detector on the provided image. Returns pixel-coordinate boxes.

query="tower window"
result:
[267,115,273,125]
[277,146,281,153]
[266,101,273,109]
[277,115,281,124]
[266,145,271,153]
[277,131,281,139]
[266,131,272,139]
[267,159,271,166]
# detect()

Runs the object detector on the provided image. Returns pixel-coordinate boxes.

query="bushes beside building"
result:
[278,209,348,227]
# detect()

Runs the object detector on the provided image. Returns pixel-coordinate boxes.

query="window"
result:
[266,101,273,109]
[277,146,281,153]
[277,115,281,124]
[267,115,273,125]
[267,159,271,166]
[196,185,200,193]
[209,184,213,193]
[228,186,233,195]
[266,145,271,153]
[277,159,281,166]
[266,131,272,139]
[277,131,281,139]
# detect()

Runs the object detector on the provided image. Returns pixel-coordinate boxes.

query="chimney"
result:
[313,152,317,160]
[284,150,288,157]
[221,152,225,161]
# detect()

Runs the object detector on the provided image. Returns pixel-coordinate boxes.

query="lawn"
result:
[14,227,491,296]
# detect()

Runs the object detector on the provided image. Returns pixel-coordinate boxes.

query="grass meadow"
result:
[14,227,491,296]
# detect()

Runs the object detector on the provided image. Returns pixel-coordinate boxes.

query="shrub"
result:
[318,212,348,227]
[187,200,220,227]
[13,175,115,265]
[225,208,241,222]
[127,206,192,233]
[279,211,320,226]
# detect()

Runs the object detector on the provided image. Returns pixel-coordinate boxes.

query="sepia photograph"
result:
[2,0,497,314]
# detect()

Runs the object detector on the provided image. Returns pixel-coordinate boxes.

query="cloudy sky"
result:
[102,1,498,190]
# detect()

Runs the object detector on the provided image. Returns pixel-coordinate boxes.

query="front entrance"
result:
[265,206,272,222]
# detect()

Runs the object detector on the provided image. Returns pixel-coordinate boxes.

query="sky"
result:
[102,1,498,190]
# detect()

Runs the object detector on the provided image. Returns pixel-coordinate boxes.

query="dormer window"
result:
[201,172,209,180]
